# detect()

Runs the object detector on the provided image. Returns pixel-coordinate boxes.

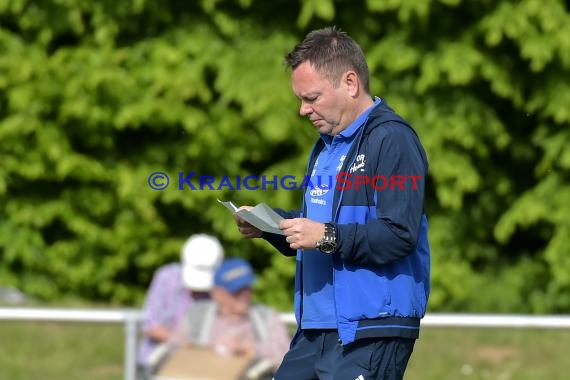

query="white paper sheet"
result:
[218,199,284,235]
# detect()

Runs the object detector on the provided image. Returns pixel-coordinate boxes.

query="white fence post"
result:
[125,314,138,380]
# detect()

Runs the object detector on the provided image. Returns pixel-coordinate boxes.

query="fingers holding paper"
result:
[234,206,263,239]
[279,218,325,250]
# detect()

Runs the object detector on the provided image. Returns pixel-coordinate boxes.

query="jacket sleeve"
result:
[261,208,301,257]
[337,123,428,267]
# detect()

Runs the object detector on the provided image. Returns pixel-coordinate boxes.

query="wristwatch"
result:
[316,222,337,254]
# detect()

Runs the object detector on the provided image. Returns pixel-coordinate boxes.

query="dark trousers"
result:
[274,330,415,380]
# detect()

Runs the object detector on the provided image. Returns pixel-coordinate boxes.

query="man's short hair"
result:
[284,26,370,93]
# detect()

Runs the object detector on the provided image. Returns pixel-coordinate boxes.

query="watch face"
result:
[318,241,336,254]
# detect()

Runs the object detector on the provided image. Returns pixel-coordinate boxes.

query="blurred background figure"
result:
[0,286,28,305]
[136,233,224,378]
[156,257,290,380]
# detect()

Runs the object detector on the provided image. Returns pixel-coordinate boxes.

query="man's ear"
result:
[344,71,359,97]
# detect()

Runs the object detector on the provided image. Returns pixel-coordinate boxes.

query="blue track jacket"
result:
[264,100,430,345]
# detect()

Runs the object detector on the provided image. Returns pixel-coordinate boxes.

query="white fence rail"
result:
[0,308,143,380]
[2,308,570,380]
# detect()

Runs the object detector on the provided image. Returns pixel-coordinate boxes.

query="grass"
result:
[406,327,570,380]
[1,320,570,380]
[0,321,124,380]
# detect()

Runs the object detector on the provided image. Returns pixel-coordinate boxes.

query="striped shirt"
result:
[137,263,195,366]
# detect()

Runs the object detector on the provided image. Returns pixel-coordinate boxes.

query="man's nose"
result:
[300,102,312,116]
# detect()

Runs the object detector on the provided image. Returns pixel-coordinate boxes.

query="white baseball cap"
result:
[181,234,225,291]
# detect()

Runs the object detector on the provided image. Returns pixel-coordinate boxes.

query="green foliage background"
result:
[1,0,569,312]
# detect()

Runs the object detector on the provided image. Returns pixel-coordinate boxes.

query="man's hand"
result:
[279,218,325,250]
[215,334,255,357]
[234,206,263,238]
[145,325,173,343]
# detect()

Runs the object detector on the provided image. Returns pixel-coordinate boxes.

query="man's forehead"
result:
[291,64,329,97]
[292,61,321,79]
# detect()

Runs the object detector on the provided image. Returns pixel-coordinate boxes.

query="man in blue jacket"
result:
[235,26,430,380]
